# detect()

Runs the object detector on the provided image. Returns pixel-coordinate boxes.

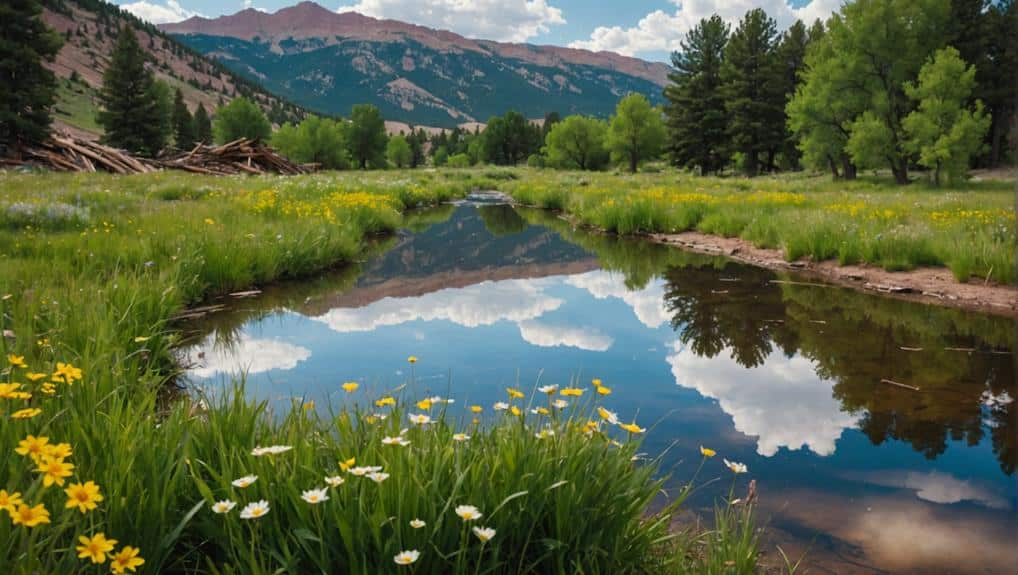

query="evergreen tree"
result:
[192,103,212,143]
[606,94,665,173]
[721,9,783,176]
[981,0,1017,166]
[664,15,729,174]
[171,88,194,149]
[408,128,426,168]
[542,111,562,140]
[0,0,63,155]
[773,20,810,170]
[345,104,387,169]
[481,111,541,165]
[212,97,270,143]
[97,26,167,156]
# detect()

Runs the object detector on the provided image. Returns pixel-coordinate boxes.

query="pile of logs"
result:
[160,138,310,175]
[22,135,160,174]
[6,135,310,176]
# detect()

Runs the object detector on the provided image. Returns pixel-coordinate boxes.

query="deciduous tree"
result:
[606,94,665,173]
[212,97,271,144]
[544,115,609,170]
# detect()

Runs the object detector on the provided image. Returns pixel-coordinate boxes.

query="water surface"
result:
[183,198,1016,574]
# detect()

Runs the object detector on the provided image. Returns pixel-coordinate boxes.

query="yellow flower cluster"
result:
[241,188,401,224]
[929,208,1016,226]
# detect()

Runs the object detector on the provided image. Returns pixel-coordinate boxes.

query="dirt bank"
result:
[645,230,1017,317]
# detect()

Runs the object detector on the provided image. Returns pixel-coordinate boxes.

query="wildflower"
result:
[36,455,74,487]
[552,399,568,409]
[65,481,103,513]
[382,436,411,447]
[560,387,584,397]
[325,475,345,487]
[409,413,432,425]
[77,533,117,564]
[40,382,57,395]
[535,429,555,440]
[0,382,27,398]
[375,396,396,408]
[52,362,83,384]
[410,518,426,528]
[470,405,482,413]
[109,546,144,574]
[204,218,215,225]
[452,433,470,442]
[10,502,49,527]
[239,500,270,519]
[7,354,27,368]
[455,505,482,521]
[596,386,612,396]
[251,445,293,457]
[510,405,522,416]
[700,446,716,458]
[538,384,558,395]
[339,457,356,472]
[0,489,23,513]
[591,378,602,387]
[348,466,382,476]
[530,407,550,415]
[472,526,496,542]
[342,382,359,392]
[416,398,433,410]
[26,372,47,382]
[11,407,42,419]
[367,471,390,483]
[211,500,236,514]
[15,434,49,460]
[45,442,72,459]
[394,550,420,565]
[582,420,600,435]
[619,422,645,434]
[301,488,329,504]
[507,387,525,399]
[133,336,150,343]
[598,407,620,425]
[493,402,509,411]
[723,458,748,474]
[231,475,258,488]
[302,401,315,411]
[407,356,417,364]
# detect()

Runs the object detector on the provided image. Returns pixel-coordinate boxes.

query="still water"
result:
[183,197,1016,574]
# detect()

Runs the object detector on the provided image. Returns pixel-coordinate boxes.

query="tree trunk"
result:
[891,159,908,185]
[841,156,856,180]
[827,155,840,179]
[934,161,941,187]
[629,152,638,173]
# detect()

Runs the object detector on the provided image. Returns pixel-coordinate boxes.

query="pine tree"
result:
[664,15,729,174]
[0,0,63,156]
[97,26,167,156]
[721,9,783,176]
[773,20,810,170]
[193,103,212,144]
[171,88,194,149]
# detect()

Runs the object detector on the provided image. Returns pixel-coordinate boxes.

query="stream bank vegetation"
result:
[1,170,766,573]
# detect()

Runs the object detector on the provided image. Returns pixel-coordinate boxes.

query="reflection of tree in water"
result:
[477,204,528,236]
[657,260,1015,474]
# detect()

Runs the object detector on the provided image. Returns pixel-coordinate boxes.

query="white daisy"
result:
[325,475,345,487]
[408,413,432,425]
[551,399,568,409]
[382,435,411,447]
[472,526,496,542]
[452,433,470,442]
[211,500,236,514]
[409,518,426,529]
[239,500,270,519]
[537,384,558,394]
[493,402,509,411]
[724,458,748,474]
[348,466,383,476]
[231,474,258,488]
[367,471,390,483]
[393,550,420,565]
[455,504,482,521]
[301,487,329,504]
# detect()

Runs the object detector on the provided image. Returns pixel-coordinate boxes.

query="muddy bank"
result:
[646,230,1017,317]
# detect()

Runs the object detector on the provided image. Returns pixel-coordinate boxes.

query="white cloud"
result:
[518,320,613,351]
[311,278,563,332]
[336,0,566,43]
[668,341,858,456]
[187,333,311,378]
[120,0,199,24]
[569,0,841,57]
[565,271,670,329]
[859,471,1010,510]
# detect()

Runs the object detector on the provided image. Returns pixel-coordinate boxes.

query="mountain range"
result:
[160,2,670,128]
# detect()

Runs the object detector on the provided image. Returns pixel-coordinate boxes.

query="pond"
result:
[182,195,1016,574]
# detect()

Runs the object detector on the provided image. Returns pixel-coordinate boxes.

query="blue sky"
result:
[118,0,837,62]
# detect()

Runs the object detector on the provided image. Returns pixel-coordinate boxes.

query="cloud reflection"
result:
[518,320,613,351]
[860,470,1009,510]
[188,333,311,378]
[565,271,670,329]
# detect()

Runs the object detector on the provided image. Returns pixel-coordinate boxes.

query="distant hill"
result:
[40,0,305,139]
[160,1,669,128]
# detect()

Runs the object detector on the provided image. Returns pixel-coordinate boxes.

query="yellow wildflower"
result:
[416,398,433,411]
[77,533,118,564]
[26,372,47,382]
[510,405,522,416]
[341,382,359,392]
[10,502,49,527]
[560,387,584,397]
[506,388,525,399]
[596,386,612,396]
[52,362,83,384]
[591,378,602,387]
[35,455,74,487]
[11,407,42,420]
[375,396,396,408]
[699,446,716,458]
[7,354,27,368]
[44,442,72,459]
[0,382,26,398]
[65,481,103,513]
[15,434,49,460]
[407,356,417,364]
[339,457,356,472]
[133,336,150,343]
[0,489,23,514]
[40,382,56,395]
[470,405,482,413]
[619,422,646,434]
[204,218,215,225]
[109,546,145,574]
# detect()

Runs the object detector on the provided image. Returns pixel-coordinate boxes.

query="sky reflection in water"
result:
[183,202,1016,574]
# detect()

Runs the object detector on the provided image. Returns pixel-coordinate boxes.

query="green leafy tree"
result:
[213,97,271,144]
[544,115,609,170]
[664,15,730,174]
[606,94,665,173]
[0,0,63,155]
[432,146,448,166]
[171,88,194,149]
[193,103,212,144]
[386,134,412,168]
[903,47,991,185]
[271,115,349,169]
[345,104,387,169]
[446,152,472,168]
[721,8,783,176]
[97,26,167,156]
[482,110,541,165]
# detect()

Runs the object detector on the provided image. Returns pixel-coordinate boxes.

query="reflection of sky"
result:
[187,333,311,378]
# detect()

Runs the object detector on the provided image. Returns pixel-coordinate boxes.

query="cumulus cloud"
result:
[859,470,1010,510]
[518,320,613,351]
[187,333,311,378]
[336,0,566,43]
[311,278,563,333]
[565,271,670,329]
[668,341,858,456]
[120,0,199,24]
[569,0,841,57]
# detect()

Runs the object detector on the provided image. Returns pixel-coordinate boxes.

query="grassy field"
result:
[0,170,761,574]
[501,170,1017,284]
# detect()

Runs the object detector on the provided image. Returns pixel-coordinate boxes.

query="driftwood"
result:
[880,378,921,391]
[159,138,310,175]
[19,135,160,174]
